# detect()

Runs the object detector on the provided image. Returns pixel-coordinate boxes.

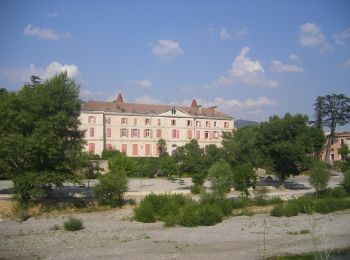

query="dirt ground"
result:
[1,206,350,260]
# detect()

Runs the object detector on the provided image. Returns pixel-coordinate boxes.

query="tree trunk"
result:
[325,134,332,162]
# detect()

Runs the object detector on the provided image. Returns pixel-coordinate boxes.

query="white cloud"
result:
[135,95,161,104]
[128,80,152,88]
[1,61,79,83]
[270,60,304,73]
[220,28,231,40]
[288,54,300,62]
[24,24,69,40]
[333,28,350,46]
[298,23,333,52]
[233,29,248,39]
[151,40,184,61]
[213,47,277,88]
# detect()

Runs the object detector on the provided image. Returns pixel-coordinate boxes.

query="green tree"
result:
[157,138,168,156]
[82,160,103,188]
[93,170,128,207]
[203,144,224,170]
[173,139,206,186]
[313,94,350,162]
[309,160,330,196]
[160,156,179,180]
[207,160,233,193]
[108,152,139,177]
[338,144,350,171]
[0,73,85,204]
[232,163,256,197]
[256,114,323,183]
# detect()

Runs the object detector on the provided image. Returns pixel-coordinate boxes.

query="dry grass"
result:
[0,200,15,218]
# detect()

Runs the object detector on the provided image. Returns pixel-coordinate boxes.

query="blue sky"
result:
[0,0,349,125]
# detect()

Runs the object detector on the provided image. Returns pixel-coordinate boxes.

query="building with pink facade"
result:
[80,94,234,156]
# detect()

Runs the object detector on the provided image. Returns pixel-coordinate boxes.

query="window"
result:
[204,131,209,139]
[187,120,192,127]
[106,143,113,150]
[157,129,162,138]
[224,122,229,128]
[331,154,335,161]
[187,130,192,139]
[206,121,209,127]
[196,121,201,127]
[106,128,111,137]
[134,118,137,125]
[120,128,128,137]
[171,119,176,126]
[196,131,200,140]
[88,143,95,154]
[172,130,179,138]
[121,118,128,124]
[145,144,151,156]
[171,109,176,115]
[121,144,127,154]
[145,118,151,125]
[144,129,152,138]
[88,116,96,123]
[341,139,344,145]
[106,117,111,124]
[214,122,217,128]
[214,131,219,139]
[157,119,161,126]
[131,129,139,137]
[89,127,94,137]
[132,144,138,156]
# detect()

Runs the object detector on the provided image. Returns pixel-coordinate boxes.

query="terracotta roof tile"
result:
[82,100,232,119]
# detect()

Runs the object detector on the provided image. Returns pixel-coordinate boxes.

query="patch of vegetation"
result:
[133,193,235,227]
[63,216,84,231]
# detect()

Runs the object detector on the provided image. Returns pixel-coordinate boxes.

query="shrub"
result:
[177,202,200,227]
[197,204,223,226]
[293,196,315,214]
[271,202,300,217]
[231,197,250,209]
[207,160,233,193]
[200,192,233,216]
[63,217,84,231]
[320,187,347,198]
[190,184,203,194]
[108,152,139,177]
[159,156,179,179]
[314,198,350,214]
[94,171,128,207]
[309,160,330,194]
[343,169,350,194]
[254,186,269,205]
[232,163,256,197]
[133,201,156,223]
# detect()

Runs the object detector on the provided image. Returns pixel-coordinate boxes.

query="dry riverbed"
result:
[1,206,350,260]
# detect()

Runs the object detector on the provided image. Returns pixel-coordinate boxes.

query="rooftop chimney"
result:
[116,93,124,103]
[191,98,198,107]
[209,106,217,115]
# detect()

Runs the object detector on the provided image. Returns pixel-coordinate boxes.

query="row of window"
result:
[88,127,220,140]
[88,143,155,156]
[88,116,230,128]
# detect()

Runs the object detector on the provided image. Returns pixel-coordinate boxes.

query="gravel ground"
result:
[1,207,350,260]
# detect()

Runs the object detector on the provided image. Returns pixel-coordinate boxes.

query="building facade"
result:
[320,132,350,161]
[80,94,234,156]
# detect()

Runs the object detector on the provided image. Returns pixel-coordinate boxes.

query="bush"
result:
[271,202,300,217]
[314,198,350,214]
[309,160,330,194]
[231,197,251,209]
[197,204,223,226]
[177,202,200,227]
[200,192,234,216]
[93,171,128,207]
[343,169,350,193]
[108,152,139,177]
[232,163,256,197]
[320,187,347,198]
[293,196,315,214]
[63,217,84,231]
[133,201,156,223]
[207,160,233,193]
[190,184,203,194]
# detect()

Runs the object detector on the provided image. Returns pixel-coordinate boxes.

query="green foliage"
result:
[93,171,128,207]
[63,217,84,231]
[314,198,350,214]
[134,193,234,227]
[81,160,103,188]
[137,157,160,178]
[190,184,203,194]
[0,73,85,203]
[173,139,206,185]
[319,187,347,198]
[343,169,350,193]
[308,160,330,194]
[159,156,179,179]
[232,163,256,196]
[108,152,139,177]
[271,203,300,217]
[157,138,168,156]
[101,149,121,159]
[208,160,233,193]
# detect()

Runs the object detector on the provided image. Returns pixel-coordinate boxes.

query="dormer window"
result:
[171,109,176,115]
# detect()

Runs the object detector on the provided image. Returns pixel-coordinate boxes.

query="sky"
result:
[0,0,349,126]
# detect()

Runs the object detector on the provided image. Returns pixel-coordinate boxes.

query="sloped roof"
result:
[82,100,232,119]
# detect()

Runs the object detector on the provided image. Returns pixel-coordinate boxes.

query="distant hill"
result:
[235,119,260,128]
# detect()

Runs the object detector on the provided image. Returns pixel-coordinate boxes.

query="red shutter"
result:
[157,129,161,138]
[145,144,151,156]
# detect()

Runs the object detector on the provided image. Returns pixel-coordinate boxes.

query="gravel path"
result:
[1,207,350,260]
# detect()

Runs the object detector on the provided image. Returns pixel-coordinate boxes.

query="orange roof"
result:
[82,100,232,119]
